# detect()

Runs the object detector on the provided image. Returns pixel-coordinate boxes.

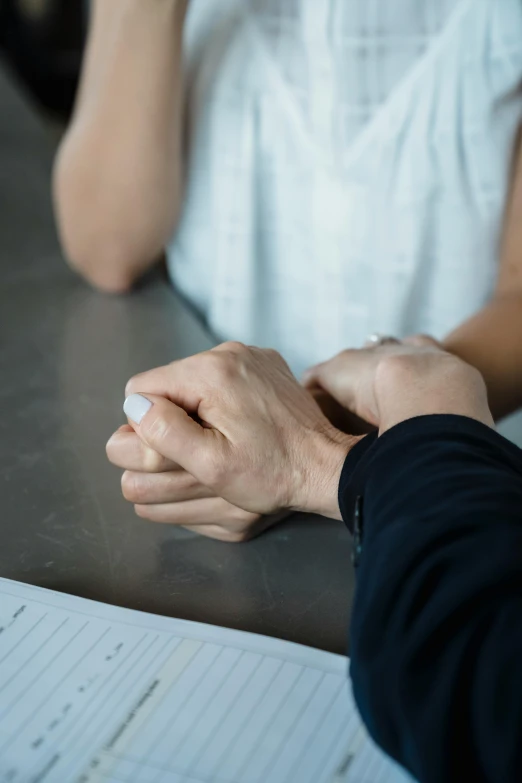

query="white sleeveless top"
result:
[168,0,522,438]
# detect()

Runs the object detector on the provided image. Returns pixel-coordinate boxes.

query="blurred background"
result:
[0,0,85,127]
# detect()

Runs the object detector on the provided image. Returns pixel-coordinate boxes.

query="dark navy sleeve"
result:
[339,415,522,783]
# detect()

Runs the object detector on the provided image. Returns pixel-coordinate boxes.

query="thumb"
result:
[123,393,210,473]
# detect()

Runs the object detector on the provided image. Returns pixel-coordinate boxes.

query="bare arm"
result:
[443,134,522,419]
[53,0,188,293]
[443,296,522,420]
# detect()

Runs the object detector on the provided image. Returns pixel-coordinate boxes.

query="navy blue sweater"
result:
[339,415,522,783]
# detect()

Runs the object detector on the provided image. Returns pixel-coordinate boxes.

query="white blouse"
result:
[167,0,522,439]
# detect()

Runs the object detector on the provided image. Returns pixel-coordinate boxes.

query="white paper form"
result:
[0,578,413,783]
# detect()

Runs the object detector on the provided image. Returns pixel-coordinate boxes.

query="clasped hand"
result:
[106,339,491,541]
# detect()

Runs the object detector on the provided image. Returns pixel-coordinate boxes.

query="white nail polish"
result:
[123,394,152,425]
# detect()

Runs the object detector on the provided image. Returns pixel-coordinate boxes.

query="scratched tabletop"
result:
[0,63,354,655]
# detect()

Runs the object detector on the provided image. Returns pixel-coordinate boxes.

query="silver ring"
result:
[365,333,400,348]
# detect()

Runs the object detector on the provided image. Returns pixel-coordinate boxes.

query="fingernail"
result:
[123,394,152,425]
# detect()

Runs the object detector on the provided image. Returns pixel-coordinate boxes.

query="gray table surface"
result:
[0,64,354,655]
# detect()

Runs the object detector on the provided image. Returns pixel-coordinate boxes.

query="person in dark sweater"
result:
[108,338,522,783]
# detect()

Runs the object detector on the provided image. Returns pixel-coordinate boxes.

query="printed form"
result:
[0,578,413,783]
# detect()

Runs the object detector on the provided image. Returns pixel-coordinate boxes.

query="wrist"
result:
[291,429,358,519]
[374,353,494,433]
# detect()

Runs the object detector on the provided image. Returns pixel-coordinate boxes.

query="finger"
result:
[123,393,221,476]
[302,351,357,389]
[402,334,441,349]
[121,470,214,505]
[363,334,401,349]
[302,362,327,389]
[180,523,255,543]
[125,354,209,411]
[302,351,359,400]
[124,344,260,410]
[182,511,288,543]
[125,362,180,400]
[106,428,180,472]
[133,496,254,526]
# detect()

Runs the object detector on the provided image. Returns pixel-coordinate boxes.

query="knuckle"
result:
[121,471,143,503]
[134,504,151,520]
[207,352,238,382]
[230,505,252,523]
[177,471,199,494]
[207,520,253,543]
[105,437,119,463]
[204,351,225,374]
[378,353,413,379]
[227,513,260,542]
[376,352,436,389]
[126,364,171,397]
[125,374,142,398]
[262,347,287,369]
[143,412,172,448]
[413,333,438,347]
[222,530,251,543]
[142,445,165,473]
[221,340,247,354]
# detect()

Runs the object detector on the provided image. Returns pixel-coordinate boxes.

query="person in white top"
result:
[57,0,522,541]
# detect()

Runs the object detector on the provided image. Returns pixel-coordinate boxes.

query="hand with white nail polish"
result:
[107,343,355,539]
[106,420,286,543]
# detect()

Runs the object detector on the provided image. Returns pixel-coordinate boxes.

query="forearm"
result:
[342,417,522,783]
[443,292,522,420]
[54,0,188,292]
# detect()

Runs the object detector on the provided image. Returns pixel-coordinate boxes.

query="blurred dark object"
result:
[0,0,86,118]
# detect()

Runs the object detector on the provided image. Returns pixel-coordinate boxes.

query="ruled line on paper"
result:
[0,578,414,783]
[250,669,326,783]
[216,661,306,783]
[28,633,161,783]
[0,587,341,672]
[0,612,48,669]
[179,653,266,777]
[0,622,102,756]
[0,616,62,707]
[0,618,74,722]
[127,642,221,780]
[204,657,286,779]
[137,646,242,779]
